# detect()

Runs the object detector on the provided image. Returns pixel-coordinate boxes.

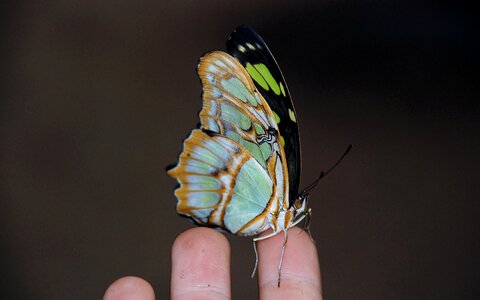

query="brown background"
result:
[2,1,478,299]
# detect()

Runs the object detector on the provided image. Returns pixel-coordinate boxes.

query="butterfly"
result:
[167,26,314,286]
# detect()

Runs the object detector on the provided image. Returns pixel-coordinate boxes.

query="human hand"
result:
[104,227,322,299]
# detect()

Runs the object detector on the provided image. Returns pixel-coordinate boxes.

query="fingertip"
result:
[172,227,229,256]
[171,227,231,300]
[103,276,155,300]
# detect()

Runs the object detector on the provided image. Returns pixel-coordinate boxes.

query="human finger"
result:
[103,276,155,300]
[171,227,231,300]
[257,227,322,299]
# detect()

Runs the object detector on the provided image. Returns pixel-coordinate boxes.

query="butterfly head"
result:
[291,192,310,221]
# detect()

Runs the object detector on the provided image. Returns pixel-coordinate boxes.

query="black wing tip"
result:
[229,25,259,39]
[227,25,266,55]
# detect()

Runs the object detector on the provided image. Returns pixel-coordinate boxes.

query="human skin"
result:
[104,226,322,300]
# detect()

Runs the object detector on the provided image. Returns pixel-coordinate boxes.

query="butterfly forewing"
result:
[227,26,302,206]
[198,51,279,169]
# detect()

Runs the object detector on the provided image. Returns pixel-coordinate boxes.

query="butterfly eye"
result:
[293,198,303,209]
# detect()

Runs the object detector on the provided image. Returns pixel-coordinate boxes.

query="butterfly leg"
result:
[290,208,310,228]
[251,238,259,278]
[277,229,288,287]
[250,228,292,286]
[250,229,284,278]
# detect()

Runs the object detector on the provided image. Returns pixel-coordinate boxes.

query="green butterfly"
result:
[167,26,311,285]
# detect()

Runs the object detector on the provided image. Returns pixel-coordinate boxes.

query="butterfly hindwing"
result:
[227,26,301,206]
[167,129,286,235]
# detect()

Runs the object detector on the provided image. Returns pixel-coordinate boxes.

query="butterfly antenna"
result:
[301,144,352,194]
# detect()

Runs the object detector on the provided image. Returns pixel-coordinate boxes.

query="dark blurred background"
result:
[1,1,479,299]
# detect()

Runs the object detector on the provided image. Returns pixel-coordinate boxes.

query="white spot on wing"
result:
[208,118,220,132]
[209,101,218,115]
[208,65,219,73]
[246,42,255,50]
[225,57,237,68]
[212,87,221,98]
[207,73,215,83]
[216,60,227,69]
